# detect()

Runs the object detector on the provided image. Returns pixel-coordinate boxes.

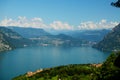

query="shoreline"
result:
[25,63,102,77]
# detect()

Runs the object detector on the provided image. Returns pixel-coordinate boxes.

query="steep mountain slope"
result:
[0,31,12,52]
[93,23,120,51]
[8,27,51,38]
[0,26,33,49]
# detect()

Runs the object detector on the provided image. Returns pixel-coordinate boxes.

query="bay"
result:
[0,46,110,80]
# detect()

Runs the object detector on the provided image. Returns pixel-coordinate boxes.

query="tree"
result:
[114,52,120,68]
[111,0,120,8]
[111,0,120,68]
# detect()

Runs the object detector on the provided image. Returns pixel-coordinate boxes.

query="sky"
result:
[0,0,120,30]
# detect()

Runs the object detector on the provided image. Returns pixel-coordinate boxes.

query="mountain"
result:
[0,31,12,52]
[7,26,110,42]
[0,26,33,49]
[8,27,51,38]
[7,26,88,47]
[93,23,120,51]
[30,34,88,47]
[63,29,110,42]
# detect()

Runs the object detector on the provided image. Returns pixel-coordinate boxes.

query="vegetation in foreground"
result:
[13,51,120,80]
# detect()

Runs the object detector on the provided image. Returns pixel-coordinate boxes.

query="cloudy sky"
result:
[0,0,119,30]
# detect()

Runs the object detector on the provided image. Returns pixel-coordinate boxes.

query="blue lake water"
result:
[0,46,110,80]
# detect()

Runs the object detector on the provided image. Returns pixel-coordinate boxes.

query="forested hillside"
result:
[93,23,120,52]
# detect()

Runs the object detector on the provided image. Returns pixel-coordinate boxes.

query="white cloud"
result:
[49,21,74,30]
[101,19,107,23]
[0,16,47,29]
[78,19,118,30]
[0,17,119,30]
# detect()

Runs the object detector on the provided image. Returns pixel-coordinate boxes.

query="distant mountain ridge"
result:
[8,27,51,38]
[93,23,120,51]
[63,29,110,42]
[0,26,112,52]
[7,26,89,47]
[0,26,90,52]
[30,33,88,47]
[8,26,110,42]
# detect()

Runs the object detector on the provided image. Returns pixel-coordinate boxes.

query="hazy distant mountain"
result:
[0,26,110,51]
[8,27,51,38]
[62,29,110,42]
[7,26,89,47]
[6,26,112,47]
[93,23,120,51]
[30,33,88,47]
[8,26,110,42]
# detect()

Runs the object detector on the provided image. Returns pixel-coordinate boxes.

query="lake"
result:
[0,46,110,80]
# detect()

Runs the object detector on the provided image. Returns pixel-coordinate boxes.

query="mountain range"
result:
[31,33,88,47]
[0,26,90,52]
[8,27,110,42]
[8,27,51,38]
[62,29,110,42]
[1,24,120,52]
